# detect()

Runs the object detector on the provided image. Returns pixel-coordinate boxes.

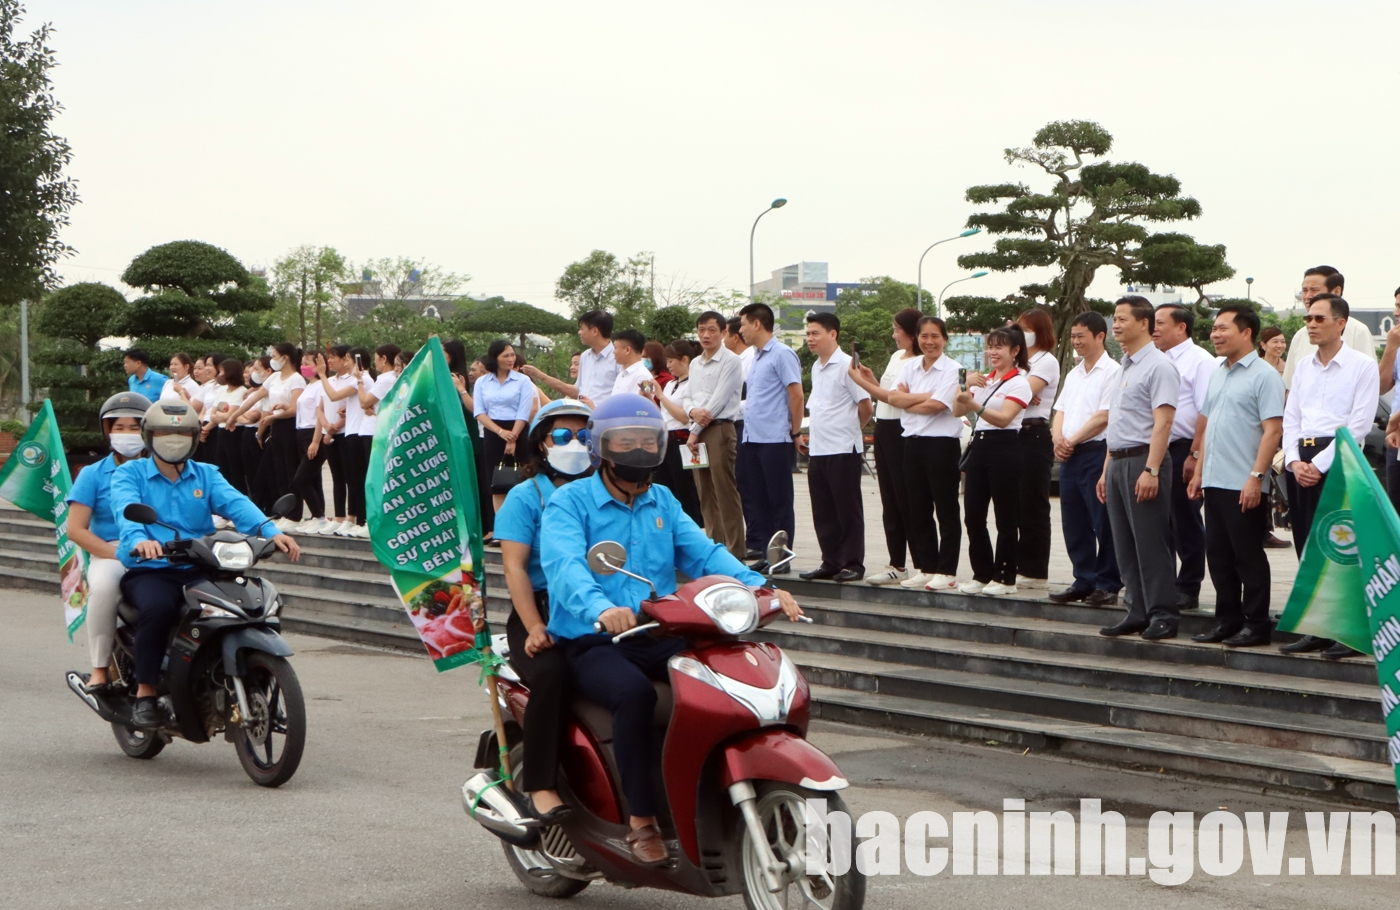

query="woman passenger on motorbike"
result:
[493,398,595,825]
[67,392,153,693]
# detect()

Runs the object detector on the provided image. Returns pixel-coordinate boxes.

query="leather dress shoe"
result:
[130,696,163,729]
[1191,624,1242,644]
[799,567,838,581]
[1279,635,1333,654]
[1085,590,1119,607]
[1263,534,1291,549]
[832,569,864,583]
[1321,642,1362,660]
[1099,618,1149,637]
[745,549,764,561]
[1223,629,1271,648]
[1176,594,1200,611]
[1048,588,1090,604]
[1141,621,1178,641]
[625,824,670,865]
[749,561,789,576]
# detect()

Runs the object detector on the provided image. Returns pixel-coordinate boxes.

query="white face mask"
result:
[152,434,195,464]
[1023,331,1036,349]
[270,357,286,371]
[250,371,267,384]
[109,433,145,457]
[545,440,591,477]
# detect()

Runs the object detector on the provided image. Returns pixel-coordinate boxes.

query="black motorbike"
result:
[66,496,306,787]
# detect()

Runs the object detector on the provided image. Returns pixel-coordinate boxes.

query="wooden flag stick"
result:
[480,644,516,790]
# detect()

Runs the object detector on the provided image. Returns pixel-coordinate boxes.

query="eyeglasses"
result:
[549,427,591,446]
[1302,314,1336,324]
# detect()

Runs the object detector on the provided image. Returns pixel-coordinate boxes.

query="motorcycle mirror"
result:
[587,541,628,575]
[765,531,790,569]
[271,493,299,519]
[123,503,159,525]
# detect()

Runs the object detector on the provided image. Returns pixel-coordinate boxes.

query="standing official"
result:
[610,330,653,398]
[736,303,803,570]
[1281,268,1376,390]
[798,313,872,582]
[1097,297,1181,640]
[682,311,746,557]
[523,310,619,407]
[1187,305,1284,648]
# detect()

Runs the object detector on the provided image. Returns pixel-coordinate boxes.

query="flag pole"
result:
[481,642,516,790]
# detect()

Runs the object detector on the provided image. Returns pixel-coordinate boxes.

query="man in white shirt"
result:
[1153,305,1217,611]
[1281,267,1376,390]
[1280,293,1380,658]
[797,313,872,582]
[683,311,747,557]
[1048,312,1123,606]
[610,329,654,398]
[522,309,619,407]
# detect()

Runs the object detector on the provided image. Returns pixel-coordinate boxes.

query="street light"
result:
[936,271,989,317]
[1246,276,1254,301]
[749,198,787,303]
[917,228,981,311]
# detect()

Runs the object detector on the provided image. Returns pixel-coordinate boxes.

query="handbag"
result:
[491,461,521,493]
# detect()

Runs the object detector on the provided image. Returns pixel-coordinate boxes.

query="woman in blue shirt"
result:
[65,392,151,693]
[493,398,594,825]
[473,340,538,520]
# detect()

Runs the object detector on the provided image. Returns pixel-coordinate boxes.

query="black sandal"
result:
[525,797,573,827]
[80,674,117,695]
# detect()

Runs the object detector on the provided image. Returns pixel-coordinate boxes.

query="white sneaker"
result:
[334,522,356,536]
[318,520,346,536]
[349,525,371,539]
[1015,575,1047,590]
[299,518,328,534]
[899,573,932,588]
[958,580,986,595]
[866,567,909,587]
[982,581,1019,596]
[924,574,958,591]
[273,518,298,533]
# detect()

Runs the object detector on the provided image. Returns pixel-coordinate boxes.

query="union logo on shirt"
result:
[656,517,664,529]
[193,488,204,498]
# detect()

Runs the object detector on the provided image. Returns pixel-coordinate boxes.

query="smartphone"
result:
[851,341,863,370]
[354,354,363,369]
[958,367,968,390]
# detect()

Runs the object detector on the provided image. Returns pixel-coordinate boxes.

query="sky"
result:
[28,0,1400,315]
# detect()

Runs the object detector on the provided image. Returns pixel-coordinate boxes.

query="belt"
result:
[1109,444,1151,459]
[1021,418,1049,427]
[1071,439,1107,452]
[668,429,690,442]
[1301,437,1333,447]
[972,429,1017,440]
[709,418,734,425]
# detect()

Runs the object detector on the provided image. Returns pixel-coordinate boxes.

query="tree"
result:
[352,256,467,303]
[271,245,349,349]
[35,281,123,347]
[957,120,1220,363]
[646,305,699,346]
[456,300,575,349]
[30,284,128,449]
[555,250,654,331]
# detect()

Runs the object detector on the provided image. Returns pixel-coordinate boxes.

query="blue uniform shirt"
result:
[742,338,802,443]
[111,458,276,570]
[541,473,766,641]
[66,453,126,542]
[493,476,559,591]
[128,368,168,401]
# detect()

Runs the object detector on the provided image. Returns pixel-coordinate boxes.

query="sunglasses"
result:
[1302,314,1336,324]
[549,427,591,446]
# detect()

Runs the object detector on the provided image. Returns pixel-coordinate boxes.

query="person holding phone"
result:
[1013,308,1061,590]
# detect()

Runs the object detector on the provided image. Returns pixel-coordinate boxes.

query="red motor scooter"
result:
[462,533,865,909]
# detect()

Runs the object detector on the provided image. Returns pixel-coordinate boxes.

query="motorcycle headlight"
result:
[694,583,759,635]
[212,540,254,571]
[200,602,238,620]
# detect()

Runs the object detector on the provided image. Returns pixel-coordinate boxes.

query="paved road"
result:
[1,590,1392,909]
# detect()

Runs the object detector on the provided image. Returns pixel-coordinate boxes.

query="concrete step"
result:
[806,685,1396,804]
[0,531,64,556]
[0,561,59,593]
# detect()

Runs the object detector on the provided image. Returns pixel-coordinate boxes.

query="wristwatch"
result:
[1190,450,1200,459]
[1249,471,1266,481]
[1144,465,1160,477]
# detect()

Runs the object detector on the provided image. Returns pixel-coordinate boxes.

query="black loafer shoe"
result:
[832,569,864,583]
[1099,618,1149,637]
[1141,621,1179,641]
[745,549,764,561]
[1279,635,1333,654]
[1191,624,1241,644]
[130,696,163,729]
[1048,588,1091,604]
[1222,629,1271,648]
[523,798,574,828]
[770,563,790,576]
[1176,594,1200,611]
[1085,590,1120,607]
[799,567,838,581]
[1321,643,1362,660]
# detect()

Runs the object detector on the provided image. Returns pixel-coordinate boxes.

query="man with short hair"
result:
[522,310,618,406]
[798,313,872,582]
[682,311,746,556]
[1097,297,1181,640]
[123,349,167,401]
[610,329,653,398]
[1187,305,1285,648]
[1049,312,1123,606]
[735,303,803,571]
[1282,267,1376,390]
[1280,293,1380,658]
[1152,305,1216,611]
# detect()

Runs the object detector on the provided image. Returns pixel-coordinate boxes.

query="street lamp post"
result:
[917,228,981,311]
[19,299,29,426]
[936,271,989,317]
[749,198,787,304]
[1246,277,1254,301]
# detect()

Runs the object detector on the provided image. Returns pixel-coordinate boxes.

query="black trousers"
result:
[293,428,327,519]
[963,431,1022,584]
[505,591,567,793]
[324,432,348,517]
[1167,437,1206,598]
[1204,487,1272,636]
[120,566,200,685]
[562,634,689,818]
[1016,423,1053,579]
[737,441,796,552]
[196,423,218,468]
[217,426,247,495]
[808,452,865,573]
[1387,447,1400,519]
[873,419,910,569]
[653,432,704,527]
[266,418,301,518]
[241,425,273,512]
[344,434,372,523]
[1286,439,1331,557]
[903,435,961,576]
[474,430,495,535]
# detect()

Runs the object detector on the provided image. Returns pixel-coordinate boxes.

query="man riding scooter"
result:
[111,400,301,728]
[539,393,803,866]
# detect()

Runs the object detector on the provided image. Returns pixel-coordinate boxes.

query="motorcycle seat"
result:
[116,600,140,625]
[570,681,673,744]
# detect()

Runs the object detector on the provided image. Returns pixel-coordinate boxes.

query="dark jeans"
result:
[873,419,910,569]
[808,452,865,573]
[1167,438,1206,598]
[1204,487,1272,636]
[653,432,704,528]
[903,435,961,576]
[1058,441,1121,593]
[120,566,200,685]
[293,428,327,519]
[562,634,689,818]
[963,431,1021,584]
[1016,423,1053,579]
[737,441,796,552]
[506,591,567,793]
[1285,439,1331,557]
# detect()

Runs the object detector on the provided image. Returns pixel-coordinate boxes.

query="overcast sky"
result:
[31,1,1400,314]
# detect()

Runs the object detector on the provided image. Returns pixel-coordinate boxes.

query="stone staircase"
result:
[1,503,1391,803]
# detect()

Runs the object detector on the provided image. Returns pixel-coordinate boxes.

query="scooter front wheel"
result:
[741,783,865,910]
[499,744,589,899]
[233,652,306,787]
[111,722,165,759]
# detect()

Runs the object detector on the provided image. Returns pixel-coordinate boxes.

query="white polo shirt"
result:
[806,348,871,456]
[971,369,1033,432]
[1162,339,1217,442]
[1054,352,1120,443]
[577,343,619,406]
[612,360,654,398]
[1023,351,1061,422]
[896,354,961,438]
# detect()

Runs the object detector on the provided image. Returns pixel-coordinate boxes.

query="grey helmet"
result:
[98,391,153,426]
[141,400,201,464]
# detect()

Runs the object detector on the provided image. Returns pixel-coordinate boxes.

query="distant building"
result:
[751,262,863,333]
[340,279,460,320]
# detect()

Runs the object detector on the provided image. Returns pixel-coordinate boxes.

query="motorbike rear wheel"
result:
[111,722,165,759]
[741,783,865,910]
[499,744,589,899]
[233,652,306,788]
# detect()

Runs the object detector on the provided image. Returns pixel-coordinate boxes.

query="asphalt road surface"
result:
[1,589,1394,909]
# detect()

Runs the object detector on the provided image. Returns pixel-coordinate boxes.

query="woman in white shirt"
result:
[236,357,272,506]
[160,353,204,415]
[343,344,401,539]
[229,344,306,521]
[1014,308,1061,590]
[291,369,330,532]
[651,340,704,526]
[954,326,1033,596]
[313,346,353,535]
[208,357,248,493]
